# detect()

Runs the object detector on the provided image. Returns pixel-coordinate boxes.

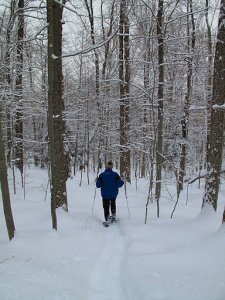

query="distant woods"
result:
[0,0,225,233]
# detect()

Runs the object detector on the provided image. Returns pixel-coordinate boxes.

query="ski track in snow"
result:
[88,222,127,300]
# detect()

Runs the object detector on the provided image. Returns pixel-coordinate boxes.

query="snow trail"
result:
[88,222,127,300]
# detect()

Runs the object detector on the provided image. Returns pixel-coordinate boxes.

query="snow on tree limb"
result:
[52,27,119,59]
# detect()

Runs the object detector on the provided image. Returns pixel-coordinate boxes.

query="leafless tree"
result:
[178,0,196,196]
[202,0,225,211]
[155,0,164,217]
[47,0,69,229]
[0,111,15,240]
[14,0,25,178]
[119,0,131,181]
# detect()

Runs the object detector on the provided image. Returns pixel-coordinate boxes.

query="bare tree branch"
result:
[53,26,119,59]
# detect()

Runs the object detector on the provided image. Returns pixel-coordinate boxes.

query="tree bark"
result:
[119,0,131,181]
[15,0,24,176]
[177,0,195,196]
[205,0,213,165]
[84,0,104,169]
[0,112,15,240]
[5,0,16,165]
[47,0,68,229]
[155,0,164,216]
[223,207,225,224]
[202,0,225,211]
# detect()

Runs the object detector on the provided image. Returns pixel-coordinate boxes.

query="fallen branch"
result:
[186,169,225,185]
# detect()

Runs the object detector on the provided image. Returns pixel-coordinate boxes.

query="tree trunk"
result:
[223,207,225,224]
[141,28,151,178]
[205,0,213,165]
[202,0,225,211]
[178,0,195,196]
[155,0,164,216]
[15,0,24,176]
[84,0,104,169]
[5,0,16,165]
[47,0,68,230]
[0,112,15,240]
[119,0,131,181]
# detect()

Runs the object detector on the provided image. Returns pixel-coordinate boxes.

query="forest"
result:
[1,0,225,235]
[0,1,225,299]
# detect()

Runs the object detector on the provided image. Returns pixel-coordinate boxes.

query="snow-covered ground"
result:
[0,167,225,300]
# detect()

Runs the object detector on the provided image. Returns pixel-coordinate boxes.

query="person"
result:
[96,161,124,225]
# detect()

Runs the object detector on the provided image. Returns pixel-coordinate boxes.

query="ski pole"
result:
[124,177,130,219]
[91,186,97,214]
[91,167,100,214]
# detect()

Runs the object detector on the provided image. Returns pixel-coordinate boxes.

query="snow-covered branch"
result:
[53,27,119,59]
[212,104,225,110]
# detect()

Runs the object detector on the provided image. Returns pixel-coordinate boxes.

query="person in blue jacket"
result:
[96,161,124,224]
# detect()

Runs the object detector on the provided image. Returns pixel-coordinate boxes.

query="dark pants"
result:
[102,198,116,221]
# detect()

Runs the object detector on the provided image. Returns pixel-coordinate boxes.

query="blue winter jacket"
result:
[96,169,124,199]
